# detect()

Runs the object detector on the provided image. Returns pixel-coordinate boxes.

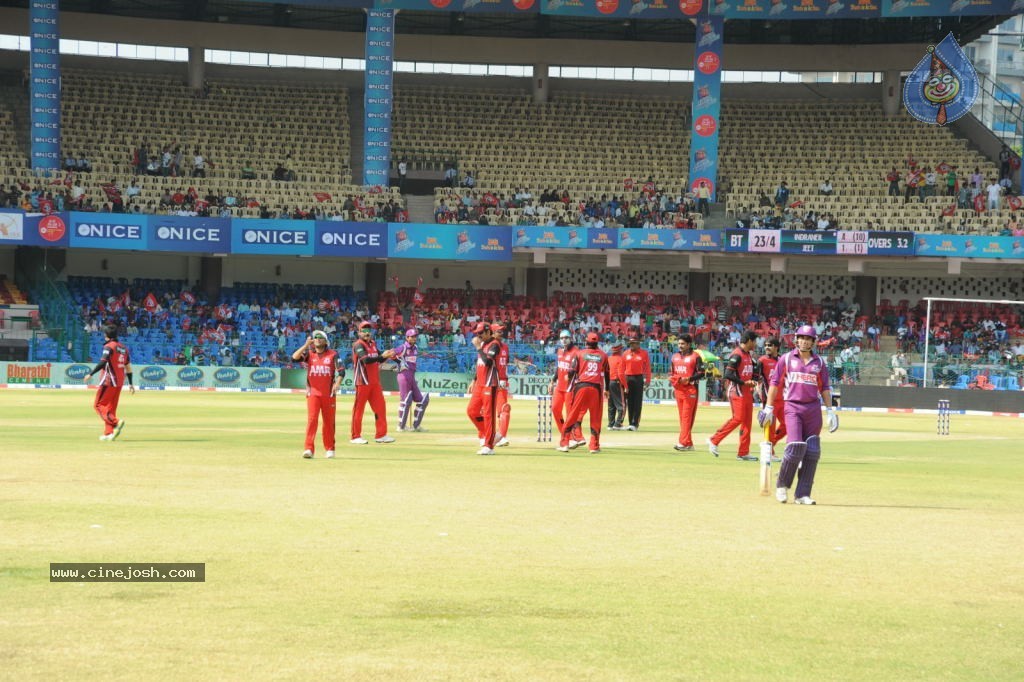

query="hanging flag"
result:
[120,290,131,306]
[143,292,159,313]
[1007,195,1022,211]
[314,192,332,203]
[181,291,196,305]
[973,194,985,214]
[941,205,956,217]
[416,276,423,288]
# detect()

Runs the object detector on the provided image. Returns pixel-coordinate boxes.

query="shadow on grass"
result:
[824,503,968,510]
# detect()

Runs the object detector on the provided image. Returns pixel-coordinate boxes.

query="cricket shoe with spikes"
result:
[794,496,817,505]
[776,487,788,503]
[495,436,510,447]
[302,450,314,459]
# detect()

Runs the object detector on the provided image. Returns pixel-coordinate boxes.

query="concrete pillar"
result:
[532,64,549,104]
[188,47,205,90]
[986,36,999,129]
[854,275,877,319]
[365,262,387,308]
[881,70,901,118]
[526,267,547,301]
[200,256,222,301]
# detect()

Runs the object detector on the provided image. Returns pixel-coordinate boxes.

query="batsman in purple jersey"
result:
[393,328,430,431]
[760,325,838,505]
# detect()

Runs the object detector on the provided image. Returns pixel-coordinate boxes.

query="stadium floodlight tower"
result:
[921,297,1024,388]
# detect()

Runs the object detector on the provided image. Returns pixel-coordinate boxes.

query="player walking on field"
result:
[606,343,627,430]
[467,322,501,455]
[549,329,585,451]
[708,330,759,460]
[756,337,786,461]
[292,330,343,459]
[622,335,651,430]
[559,332,610,453]
[492,323,512,447]
[85,323,134,441]
[669,334,704,452]
[350,321,396,445]
[393,328,430,432]
[760,325,838,505]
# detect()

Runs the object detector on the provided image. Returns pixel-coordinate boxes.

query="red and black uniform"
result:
[710,345,756,456]
[551,345,583,447]
[670,349,704,448]
[467,338,501,448]
[757,352,786,446]
[562,347,610,451]
[299,347,342,454]
[622,346,651,429]
[495,339,511,439]
[91,339,131,436]
[606,350,627,428]
[351,338,389,440]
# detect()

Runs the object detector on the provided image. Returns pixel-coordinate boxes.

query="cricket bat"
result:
[758,423,773,496]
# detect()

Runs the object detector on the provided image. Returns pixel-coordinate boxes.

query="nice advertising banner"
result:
[0,361,280,390]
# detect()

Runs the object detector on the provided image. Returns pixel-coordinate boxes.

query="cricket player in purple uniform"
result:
[759,325,838,505]
[393,328,430,431]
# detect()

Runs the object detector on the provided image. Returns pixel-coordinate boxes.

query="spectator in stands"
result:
[922,167,937,199]
[886,167,900,197]
[397,157,408,191]
[64,154,76,172]
[146,156,160,176]
[999,144,1012,180]
[818,178,833,196]
[241,162,256,180]
[696,180,711,217]
[986,178,1002,211]
[193,150,207,178]
[444,163,458,187]
[463,171,476,189]
[273,163,289,182]
[774,181,790,212]
[946,167,957,197]
[77,154,92,173]
[971,167,983,191]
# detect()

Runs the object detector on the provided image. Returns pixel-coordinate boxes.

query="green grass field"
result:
[2,390,1023,681]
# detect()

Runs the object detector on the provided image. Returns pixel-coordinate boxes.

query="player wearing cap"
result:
[760,325,837,505]
[350,321,396,445]
[622,335,651,430]
[669,334,704,451]
[756,337,786,460]
[393,328,429,432]
[467,322,501,455]
[560,332,610,453]
[492,323,512,447]
[606,343,627,430]
[85,323,134,441]
[708,330,760,460]
[292,330,343,458]
[548,330,585,450]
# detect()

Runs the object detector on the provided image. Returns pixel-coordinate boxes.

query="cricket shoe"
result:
[608,425,620,431]
[626,425,638,431]
[302,450,314,459]
[737,455,758,462]
[99,434,113,441]
[555,445,569,452]
[589,449,601,454]
[568,439,586,450]
[495,436,510,447]
[776,487,788,503]
[706,439,719,457]
[325,450,335,459]
[794,496,817,505]
[397,427,407,432]
[112,419,126,441]
[476,447,495,455]
[413,427,427,432]
[350,438,369,445]
[771,456,782,463]
[673,444,693,452]
[375,435,396,444]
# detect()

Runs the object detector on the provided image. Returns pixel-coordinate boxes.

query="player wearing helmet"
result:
[393,328,430,432]
[759,324,838,505]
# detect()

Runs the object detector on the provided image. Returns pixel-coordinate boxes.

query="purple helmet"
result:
[795,325,817,340]
[405,328,418,338]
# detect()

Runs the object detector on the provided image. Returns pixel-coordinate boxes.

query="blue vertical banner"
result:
[363,9,395,188]
[29,0,61,173]
[688,14,723,203]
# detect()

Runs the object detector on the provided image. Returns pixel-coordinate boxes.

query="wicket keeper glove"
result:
[827,408,839,433]
[757,406,774,428]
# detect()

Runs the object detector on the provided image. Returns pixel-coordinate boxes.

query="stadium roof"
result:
[3,0,1008,47]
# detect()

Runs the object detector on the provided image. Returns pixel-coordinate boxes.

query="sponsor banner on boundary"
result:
[377,0,539,13]
[148,215,231,253]
[231,219,314,256]
[388,223,512,260]
[914,234,1024,259]
[0,362,280,390]
[69,212,148,250]
[314,221,388,258]
[618,228,723,251]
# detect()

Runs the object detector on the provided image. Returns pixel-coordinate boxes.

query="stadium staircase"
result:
[404,194,437,223]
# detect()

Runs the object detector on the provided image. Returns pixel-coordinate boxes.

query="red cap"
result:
[473,321,488,334]
[490,323,505,333]
[358,321,374,330]
[611,343,623,351]
[586,332,600,343]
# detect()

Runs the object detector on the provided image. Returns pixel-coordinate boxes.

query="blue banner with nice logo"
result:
[363,9,395,188]
[29,0,61,173]
[688,13,723,203]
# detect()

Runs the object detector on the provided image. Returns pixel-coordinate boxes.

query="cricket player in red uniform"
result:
[493,323,512,448]
[293,330,343,459]
[548,329,584,450]
[708,330,760,460]
[606,343,627,430]
[669,334,704,452]
[756,337,786,459]
[467,322,501,455]
[622,336,651,430]
[350,321,396,444]
[85,324,134,441]
[560,332,610,453]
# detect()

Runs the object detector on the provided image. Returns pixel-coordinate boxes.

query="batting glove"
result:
[498,380,508,390]
[827,408,839,433]
[757,405,774,428]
